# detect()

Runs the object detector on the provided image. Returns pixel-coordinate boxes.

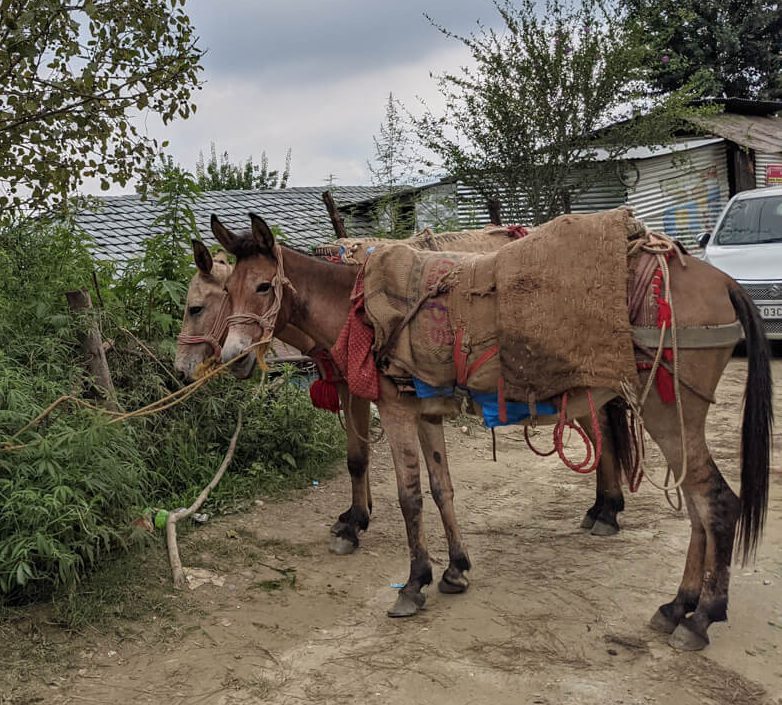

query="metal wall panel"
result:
[625,142,730,249]
[454,176,625,229]
[755,151,782,187]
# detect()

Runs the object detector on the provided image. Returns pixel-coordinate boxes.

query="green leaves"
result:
[625,0,782,100]
[0,0,204,215]
[417,0,698,225]
[194,143,292,192]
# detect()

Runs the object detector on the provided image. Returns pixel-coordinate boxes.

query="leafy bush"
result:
[0,189,344,602]
[0,362,147,597]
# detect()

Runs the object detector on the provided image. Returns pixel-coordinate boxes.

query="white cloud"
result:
[81,0,500,195]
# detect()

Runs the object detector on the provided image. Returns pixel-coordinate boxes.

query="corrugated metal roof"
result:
[76,186,389,261]
[592,138,724,162]
[687,114,782,153]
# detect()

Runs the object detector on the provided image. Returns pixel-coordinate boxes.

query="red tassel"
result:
[656,350,676,403]
[656,298,672,327]
[309,379,341,413]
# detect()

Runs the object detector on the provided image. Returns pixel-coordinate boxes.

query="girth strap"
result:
[632,321,742,350]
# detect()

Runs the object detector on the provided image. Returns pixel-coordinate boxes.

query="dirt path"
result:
[5,359,782,705]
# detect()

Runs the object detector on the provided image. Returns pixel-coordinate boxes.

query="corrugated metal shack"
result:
[341,99,782,250]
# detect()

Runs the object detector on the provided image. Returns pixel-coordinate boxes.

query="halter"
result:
[225,245,295,345]
[177,290,231,359]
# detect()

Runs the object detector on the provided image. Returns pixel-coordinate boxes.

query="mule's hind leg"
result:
[330,389,371,555]
[642,369,739,651]
[579,408,625,536]
[418,414,471,594]
[376,388,433,618]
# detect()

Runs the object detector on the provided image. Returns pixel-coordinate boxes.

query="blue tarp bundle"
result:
[412,378,557,429]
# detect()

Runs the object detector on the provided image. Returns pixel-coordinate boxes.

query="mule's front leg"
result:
[418,414,471,594]
[330,389,371,555]
[377,393,432,618]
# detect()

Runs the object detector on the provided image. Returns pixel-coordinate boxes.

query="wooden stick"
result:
[65,289,119,411]
[322,190,348,239]
[487,198,503,226]
[167,412,243,589]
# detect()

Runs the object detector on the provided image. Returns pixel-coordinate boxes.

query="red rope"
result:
[522,391,602,474]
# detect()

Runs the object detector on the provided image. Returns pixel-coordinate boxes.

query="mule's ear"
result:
[192,239,213,275]
[211,214,239,253]
[249,212,276,253]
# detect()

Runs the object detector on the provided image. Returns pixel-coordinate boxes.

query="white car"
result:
[699,186,782,340]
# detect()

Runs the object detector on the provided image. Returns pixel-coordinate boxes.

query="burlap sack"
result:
[364,208,639,404]
[496,209,638,402]
[313,225,516,265]
[363,246,499,390]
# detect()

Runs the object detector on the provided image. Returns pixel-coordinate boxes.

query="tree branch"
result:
[167,413,243,589]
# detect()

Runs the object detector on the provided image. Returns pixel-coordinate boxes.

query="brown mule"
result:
[214,211,772,651]
[174,241,372,556]
[175,227,629,551]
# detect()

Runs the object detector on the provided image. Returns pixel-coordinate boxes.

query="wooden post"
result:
[65,289,119,412]
[487,198,502,226]
[322,190,348,239]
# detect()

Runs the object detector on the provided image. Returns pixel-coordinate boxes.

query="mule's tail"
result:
[604,398,637,489]
[729,285,773,564]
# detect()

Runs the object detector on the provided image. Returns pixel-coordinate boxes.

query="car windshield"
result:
[715,195,782,245]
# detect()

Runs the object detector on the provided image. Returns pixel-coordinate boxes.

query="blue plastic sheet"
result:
[470,391,557,430]
[412,378,556,429]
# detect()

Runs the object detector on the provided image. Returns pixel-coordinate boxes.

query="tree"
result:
[0,0,202,215]
[625,0,782,100]
[368,93,421,237]
[368,93,418,190]
[416,0,700,225]
[195,143,291,191]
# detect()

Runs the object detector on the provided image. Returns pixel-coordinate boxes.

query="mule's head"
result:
[212,212,290,379]
[173,237,233,380]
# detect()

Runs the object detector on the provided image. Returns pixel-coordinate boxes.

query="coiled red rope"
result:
[523,390,602,474]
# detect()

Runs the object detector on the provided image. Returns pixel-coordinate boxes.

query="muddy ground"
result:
[2,358,781,705]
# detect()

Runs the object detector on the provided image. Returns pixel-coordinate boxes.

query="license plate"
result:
[760,305,782,319]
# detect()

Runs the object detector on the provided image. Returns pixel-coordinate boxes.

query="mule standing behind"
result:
[217,212,771,651]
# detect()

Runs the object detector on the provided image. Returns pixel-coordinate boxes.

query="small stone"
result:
[608,648,618,656]
[763,579,772,586]
[107,650,117,658]
[461,426,469,434]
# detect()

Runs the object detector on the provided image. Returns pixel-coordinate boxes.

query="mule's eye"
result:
[256,282,272,293]
[188,305,204,316]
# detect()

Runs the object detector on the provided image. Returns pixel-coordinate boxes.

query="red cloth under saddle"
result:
[331,269,380,401]
[633,254,675,404]
[506,225,529,240]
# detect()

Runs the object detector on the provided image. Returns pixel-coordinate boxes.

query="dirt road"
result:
[5,359,782,705]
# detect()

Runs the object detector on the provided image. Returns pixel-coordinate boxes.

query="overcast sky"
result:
[131,0,502,189]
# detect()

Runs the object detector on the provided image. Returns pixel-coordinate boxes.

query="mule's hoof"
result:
[668,622,709,651]
[387,591,426,618]
[438,574,469,594]
[581,513,597,530]
[328,535,357,555]
[590,519,619,537]
[649,608,678,634]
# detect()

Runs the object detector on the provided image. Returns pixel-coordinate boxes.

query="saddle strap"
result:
[632,321,742,350]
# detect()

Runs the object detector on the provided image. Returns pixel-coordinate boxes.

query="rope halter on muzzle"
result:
[177,290,231,360]
[224,246,296,366]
